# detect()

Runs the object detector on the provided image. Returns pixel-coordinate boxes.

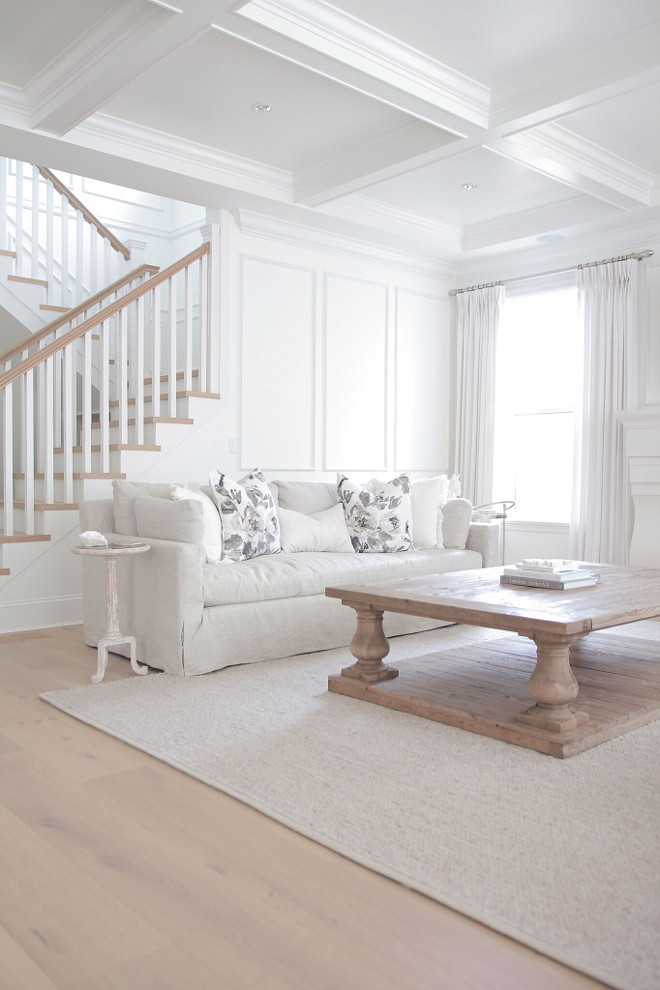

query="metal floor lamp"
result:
[474,500,515,565]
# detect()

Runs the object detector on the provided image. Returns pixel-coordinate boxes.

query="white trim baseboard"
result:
[0,594,82,634]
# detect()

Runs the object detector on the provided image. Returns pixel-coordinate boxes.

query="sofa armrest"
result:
[466,521,500,568]
[80,532,205,675]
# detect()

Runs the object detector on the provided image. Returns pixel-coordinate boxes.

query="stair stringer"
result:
[0,253,49,336]
[0,395,234,634]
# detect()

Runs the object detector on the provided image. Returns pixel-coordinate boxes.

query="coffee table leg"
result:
[516,634,588,734]
[339,606,399,683]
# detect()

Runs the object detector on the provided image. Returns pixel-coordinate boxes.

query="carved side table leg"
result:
[93,557,147,683]
[516,634,589,734]
[339,606,399,683]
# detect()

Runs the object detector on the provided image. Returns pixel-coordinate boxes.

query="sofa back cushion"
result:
[113,479,173,534]
[441,498,473,549]
[277,503,353,552]
[272,480,338,515]
[134,495,206,548]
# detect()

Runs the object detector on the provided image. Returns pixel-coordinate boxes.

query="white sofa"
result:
[78,478,499,676]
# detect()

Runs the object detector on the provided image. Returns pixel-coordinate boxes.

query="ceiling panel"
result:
[102,29,434,172]
[560,82,660,174]
[0,0,116,87]
[325,0,660,90]
[359,148,580,225]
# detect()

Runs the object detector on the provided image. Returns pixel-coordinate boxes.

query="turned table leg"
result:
[338,606,399,683]
[516,633,588,734]
[93,556,148,684]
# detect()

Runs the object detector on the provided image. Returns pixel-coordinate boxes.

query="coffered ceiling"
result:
[0,0,659,265]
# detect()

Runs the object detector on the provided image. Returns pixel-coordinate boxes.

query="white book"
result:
[517,558,585,573]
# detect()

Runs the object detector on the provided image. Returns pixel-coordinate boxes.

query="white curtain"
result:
[454,284,504,506]
[570,258,639,564]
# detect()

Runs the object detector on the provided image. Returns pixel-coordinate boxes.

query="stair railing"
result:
[0,243,212,537]
[0,159,131,308]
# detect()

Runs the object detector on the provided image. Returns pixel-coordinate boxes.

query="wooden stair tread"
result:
[55,444,161,453]
[143,370,199,385]
[0,248,17,258]
[2,501,78,511]
[40,304,69,312]
[91,417,193,428]
[0,532,51,543]
[14,472,126,480]
[0,568,9,576]
[7,274,48,287]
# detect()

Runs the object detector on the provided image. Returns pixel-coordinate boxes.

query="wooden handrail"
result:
[0,242,210,390]
[37,167,131,260]
[0,264,160,367]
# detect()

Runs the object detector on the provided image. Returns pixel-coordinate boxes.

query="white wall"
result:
[236,213,453,484]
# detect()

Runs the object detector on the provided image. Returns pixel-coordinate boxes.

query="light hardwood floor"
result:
[0,624,609,990]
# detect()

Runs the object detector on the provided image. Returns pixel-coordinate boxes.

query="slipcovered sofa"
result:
[78,476,499,676]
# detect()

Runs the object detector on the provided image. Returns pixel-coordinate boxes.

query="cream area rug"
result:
[42,622,660,990]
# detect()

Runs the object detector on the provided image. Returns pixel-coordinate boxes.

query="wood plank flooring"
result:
[0,624,614,989]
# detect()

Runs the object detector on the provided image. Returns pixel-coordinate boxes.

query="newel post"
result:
[200,211,221,396]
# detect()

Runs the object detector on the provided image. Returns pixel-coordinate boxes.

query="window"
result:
[492,285,581,523]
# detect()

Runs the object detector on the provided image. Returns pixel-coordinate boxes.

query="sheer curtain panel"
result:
[454,285,504,506]
[570,258,639,564]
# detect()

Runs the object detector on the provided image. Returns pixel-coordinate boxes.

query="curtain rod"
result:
[448,249,654,296]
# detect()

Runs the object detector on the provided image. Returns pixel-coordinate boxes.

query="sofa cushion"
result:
[209,468,281,562]
[409,475,449,548]
[202,547,482,606]
[171,484,224,563]
[278,503,353,553]
[134,495,206,547]
[338,474,413,552]
[273,479,338,514]
[112,479,174,535]
[442,498,473,549]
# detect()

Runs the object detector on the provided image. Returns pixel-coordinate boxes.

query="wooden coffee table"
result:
[325,565,660,757]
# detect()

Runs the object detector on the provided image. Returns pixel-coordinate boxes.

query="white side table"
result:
[73,541,151,683]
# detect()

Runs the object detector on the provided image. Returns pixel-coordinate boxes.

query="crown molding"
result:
[294,120,458,206]
[235,209,455,278]
[320,192,461,254]
[488,123,655,211]
[462,195,618,252]
[73,113,293,201]
[233,0,490,127]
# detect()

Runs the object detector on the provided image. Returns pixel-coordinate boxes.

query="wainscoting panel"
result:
[395,290,448,472]
[325,275,389,471]
[240,258,316,470]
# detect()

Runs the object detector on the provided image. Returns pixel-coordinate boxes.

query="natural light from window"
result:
[492,286,581,523]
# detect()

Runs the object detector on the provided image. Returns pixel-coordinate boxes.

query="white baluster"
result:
[199,253,208,392]
[31,166,39,280]
[184,265,193,391]
[15,162,23,276]
[168,276,177,418]
[61,193,69,308]
[100,320,110,474]
[90,223,98,295]
[135,295,145,445]
[44,355,54,505]
[82,332,92,475]
[46,179,54,305]
[3,382,14,536]
[76,210,84,304]
[151,284,161,417]
[61,344,74,504]
[23,368,34,535]
[0,158,6,249]
[118,307,129,445]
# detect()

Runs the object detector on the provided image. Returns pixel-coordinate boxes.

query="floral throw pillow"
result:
[337,474,413,553]
[209,468,281,562]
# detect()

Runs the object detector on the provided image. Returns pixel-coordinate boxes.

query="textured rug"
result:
[42,622,660,990]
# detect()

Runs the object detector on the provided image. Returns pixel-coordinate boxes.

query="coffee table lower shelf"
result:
[328,632,660,758]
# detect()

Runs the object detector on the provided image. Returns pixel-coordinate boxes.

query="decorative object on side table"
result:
[474,500,515,565]
[500,558,600,590]
[72,538,151,683]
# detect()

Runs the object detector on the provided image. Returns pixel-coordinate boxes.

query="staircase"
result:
[0,160,221,628]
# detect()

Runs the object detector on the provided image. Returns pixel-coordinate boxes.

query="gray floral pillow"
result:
[209,468,280,562]
[337,474,413,552]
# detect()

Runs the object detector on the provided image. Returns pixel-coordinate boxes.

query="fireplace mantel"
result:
[618,409,660,566]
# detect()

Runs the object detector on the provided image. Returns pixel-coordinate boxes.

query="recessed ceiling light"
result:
[461,183,478,191]
[251,102,272,112]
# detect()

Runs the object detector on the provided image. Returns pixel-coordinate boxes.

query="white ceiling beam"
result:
[25,0,214,136]
[462,196,620,253]
[487,123,655,210]
[230,0,491,127]
[294,122,460,206]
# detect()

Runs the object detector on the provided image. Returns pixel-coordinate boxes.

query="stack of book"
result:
[500,558,600,590]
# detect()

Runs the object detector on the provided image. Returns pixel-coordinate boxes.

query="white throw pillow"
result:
[442,497,473,549]
[337,474,412,553]
[278,503,353,553]
[409,475,449,549]
[171,484,224,563]
[209,468,281,562]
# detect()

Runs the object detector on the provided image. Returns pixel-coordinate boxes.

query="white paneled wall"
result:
[241,258,316,470]
[237,216,452,481]
[325,275,389,472]
[395,289,451,473]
